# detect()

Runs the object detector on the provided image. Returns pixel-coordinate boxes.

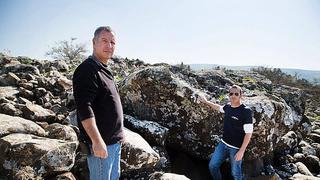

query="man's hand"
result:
[92,140,108,158]
[234,149,245,161]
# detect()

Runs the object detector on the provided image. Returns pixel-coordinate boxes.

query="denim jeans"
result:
[208,142,243,180]
[87,143,121,180]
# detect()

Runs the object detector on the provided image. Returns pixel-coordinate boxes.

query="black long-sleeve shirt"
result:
[73,55,124,145]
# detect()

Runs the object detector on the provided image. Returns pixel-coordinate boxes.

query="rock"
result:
[119,66,303,160]
[0,103,22,116]
[311,143,320,158]
[6,72,21,86]
[280,163,298,174]
[295,162,313,176]
[275,169,292,179]
[0,113,46,138]
[124,115,169,146]
[52,60,69,72]
[276,131,299,154]
[21,103,56,122]
[305,155,320,174]
[309,133,320,143]
[293,153,306,163]
[0,86,19,98]
[56,172,76,180]
[19,82,34,90]
[56,76,72,91]
[291,173,320,180]
[11,166,42,180]
[152,146,171,172]
[34,88,47,97]
[121,128,160,176]
[3,64,40,76]
[45,123,77,141]
[149,172,191,180]
[0,133,78,176]
[272,85,306,115]
[18,87,34,100]
[299,140,317,156]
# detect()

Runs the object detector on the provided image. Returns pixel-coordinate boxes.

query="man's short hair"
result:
[94,26,114,39]
[229,85,242,95]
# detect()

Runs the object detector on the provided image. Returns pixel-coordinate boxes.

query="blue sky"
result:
[0,0,320,70]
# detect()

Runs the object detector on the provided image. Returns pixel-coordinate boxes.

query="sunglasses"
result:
[229,92,240,96]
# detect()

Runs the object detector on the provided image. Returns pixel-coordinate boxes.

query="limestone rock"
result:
[0,113,46,138]
[124,115,169,146]
[45,123,77,141]
[0,133,78,176]
[121,128,160,176]
[21,103,56,122]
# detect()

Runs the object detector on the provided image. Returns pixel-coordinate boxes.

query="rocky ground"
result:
[0,53,320,180]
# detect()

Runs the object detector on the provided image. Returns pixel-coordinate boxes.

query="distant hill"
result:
[189,64,320,84]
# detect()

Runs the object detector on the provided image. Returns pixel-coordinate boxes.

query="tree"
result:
[46,37,87,62]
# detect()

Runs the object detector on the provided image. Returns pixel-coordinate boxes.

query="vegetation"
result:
[252,66,320,120]
[46,38,87,62]
[251,67,320,94]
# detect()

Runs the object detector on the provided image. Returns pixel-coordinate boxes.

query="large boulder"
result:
[124,115,169,146]
[0,113,46,137]
[121,128,160,176]
[3,64,40,76]
[119,66,304,160]
[0,133,78,177]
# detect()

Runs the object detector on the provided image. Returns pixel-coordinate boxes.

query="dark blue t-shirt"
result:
[222,104,253,148]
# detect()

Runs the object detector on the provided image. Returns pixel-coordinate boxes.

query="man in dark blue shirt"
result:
[199,85,253,180]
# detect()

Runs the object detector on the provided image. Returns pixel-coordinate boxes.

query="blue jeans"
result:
[208,142,243,180]
[87,143,121,180]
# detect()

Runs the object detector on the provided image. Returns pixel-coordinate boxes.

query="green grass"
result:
[243,76,257,83]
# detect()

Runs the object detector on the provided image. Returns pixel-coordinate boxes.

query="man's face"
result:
[228,88,241,103]
[93,31,115,61]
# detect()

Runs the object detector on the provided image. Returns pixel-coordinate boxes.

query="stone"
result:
[45,123,77,141]
[124,115,169,146]
[0,133,78,176]
[121,128,160,176]
[0,86,19,98]
[149,172,191,180]
[3,64,40,76]
[0,103,22,116]
[119,66,303,160]
[0,113,46,138]
[56,172,76,180]
[295,162,313,176]
[291,173,319,180]
[21,103,56,122]
[305,155,320,174]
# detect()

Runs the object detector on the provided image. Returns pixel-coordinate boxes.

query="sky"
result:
[0,0,320,70]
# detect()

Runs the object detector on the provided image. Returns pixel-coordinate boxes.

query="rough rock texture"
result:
[21,103,56,122]
[0,113,46,137]
[0,133,78,177]
[45,123,77,141]
[121,128,160,176]
[124,114,169,146]
[149,172,191,180]
[119,66,304,160]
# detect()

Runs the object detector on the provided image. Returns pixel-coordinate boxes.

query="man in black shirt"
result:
[199,85,253,180]
[73,26,124,180]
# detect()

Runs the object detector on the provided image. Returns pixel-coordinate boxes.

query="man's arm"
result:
[234,133,252,161]
[81,118,108,158]
[198,95,223,112]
